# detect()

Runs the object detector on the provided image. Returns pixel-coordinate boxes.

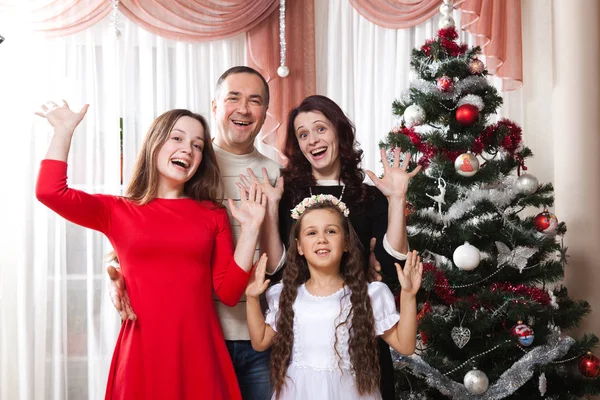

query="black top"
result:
[278,184,405,281]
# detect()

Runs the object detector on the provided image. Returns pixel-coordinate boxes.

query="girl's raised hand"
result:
[395,250,423,297]
[365,147,421,201]
[245,254,270,299]
[35,100,89,135]
[229,183,267,231]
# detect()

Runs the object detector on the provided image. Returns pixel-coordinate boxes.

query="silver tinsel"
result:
[538,372,547,396]
[458,94,485,111]
[408,76,489,101]
[393,336,574,399]
[495,241,537,273]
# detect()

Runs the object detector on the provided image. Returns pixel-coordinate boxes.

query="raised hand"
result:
[35,100,89,135]
[238,168,284,211]
[229,183,267,231]
[395,250,423,297]
[106,265,137,321]
[245,254,270,299]
[366,147,421,201]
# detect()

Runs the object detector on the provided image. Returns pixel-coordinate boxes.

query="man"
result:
[108,66,284,400]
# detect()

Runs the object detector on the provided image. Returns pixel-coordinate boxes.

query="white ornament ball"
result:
[516,173,539,195]
[277,65,290,78]
[464,368,489,395]
[454,152,480,177]
[438,16,455,29]
[453,242,481,271]
[403,105,426,128]
[439,3,453,16]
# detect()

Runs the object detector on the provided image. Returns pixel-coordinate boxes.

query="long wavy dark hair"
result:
[270,202,380,397]
[281,95,372,207]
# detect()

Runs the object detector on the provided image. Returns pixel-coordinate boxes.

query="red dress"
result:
[36,160,247,400]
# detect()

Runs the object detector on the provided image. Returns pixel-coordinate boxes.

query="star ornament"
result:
[495,241,538,273]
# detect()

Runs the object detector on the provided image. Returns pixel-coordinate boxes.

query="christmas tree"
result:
[380,15,600,400]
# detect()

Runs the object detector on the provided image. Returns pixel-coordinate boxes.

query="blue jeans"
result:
[226,340,272,400]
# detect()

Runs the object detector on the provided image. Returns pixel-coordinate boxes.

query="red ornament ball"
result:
[579,352,600,378]
[437,75,454,92]
[456,104,479,126]
[534,208,559,234]
[511,321,535,347]
[468,58,485,74]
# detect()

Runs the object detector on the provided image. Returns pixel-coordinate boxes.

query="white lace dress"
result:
[265,281,400,400]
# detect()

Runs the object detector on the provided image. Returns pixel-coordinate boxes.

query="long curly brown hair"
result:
[281,95,372,207]
[270,202,380,398]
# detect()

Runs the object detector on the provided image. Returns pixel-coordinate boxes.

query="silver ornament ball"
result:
[403,105,426,128]
[516,173,539,195]
[464,368,489,395]
[438,16,455,29]
[277,65,289,78]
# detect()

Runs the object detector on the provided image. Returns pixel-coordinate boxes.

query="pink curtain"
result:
[349,0,523,91]
[348,0,441,29]
[25,0,112,37]
[118,0,278,42]
[246,0,316,164]
[456,0,523,90]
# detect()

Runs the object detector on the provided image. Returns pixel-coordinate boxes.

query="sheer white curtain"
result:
[0,13,245,400]
[314,0,512,176]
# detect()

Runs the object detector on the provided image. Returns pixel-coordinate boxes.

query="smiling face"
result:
[296,208,347,272]
[212,72,268,155]
[155,116,205,196]
[293,111,341,181]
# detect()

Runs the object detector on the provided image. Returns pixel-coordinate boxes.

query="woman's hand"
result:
[245,254,270,299]
[238,168,284,212]
[366,147,421,201]
[229,183,266,232]
[35,100,89,136]
[395,250,423,297]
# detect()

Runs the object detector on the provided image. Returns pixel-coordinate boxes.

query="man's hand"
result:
[107,265,137,321]
[368,237,382,282]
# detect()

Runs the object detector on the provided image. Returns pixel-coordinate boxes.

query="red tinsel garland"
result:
[490,282,551,305]
[472,119,523,156]
[422,263,457,304]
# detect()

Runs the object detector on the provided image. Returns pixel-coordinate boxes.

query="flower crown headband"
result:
[290,194,350,220]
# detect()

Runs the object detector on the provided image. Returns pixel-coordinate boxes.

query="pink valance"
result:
[18,0,112,37]
[347,0,442,29]
[118,0,278,42]
[246,0,317,164]
[348,0,523,91]
[456,0,523,90]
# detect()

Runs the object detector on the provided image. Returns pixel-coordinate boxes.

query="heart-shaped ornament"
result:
[451,326,471,349]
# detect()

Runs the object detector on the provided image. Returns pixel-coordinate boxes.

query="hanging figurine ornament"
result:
[454,152,480,177]
[277,0,289,78]
[426,177,447,217]
[534,208,559,234]
[403,104,426,127]
[515,172,539,195]
[438,0,455,29]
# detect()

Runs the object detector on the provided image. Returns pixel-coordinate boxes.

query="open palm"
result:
[395,250,423,297]
[229,183,266,231]
[366,147,421,200]
[35,100,89,134]
[245,254,270,298]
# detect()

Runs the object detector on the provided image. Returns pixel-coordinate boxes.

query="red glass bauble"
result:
[579,353,600,378]
[534,208,558,234]
[456,104,479,126]
[437,75,454,92]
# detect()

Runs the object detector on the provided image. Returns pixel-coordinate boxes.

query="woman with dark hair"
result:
[35,101,266,399]
[240,95,421,399]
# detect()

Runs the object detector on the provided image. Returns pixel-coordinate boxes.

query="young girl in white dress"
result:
[246,196,423,400]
